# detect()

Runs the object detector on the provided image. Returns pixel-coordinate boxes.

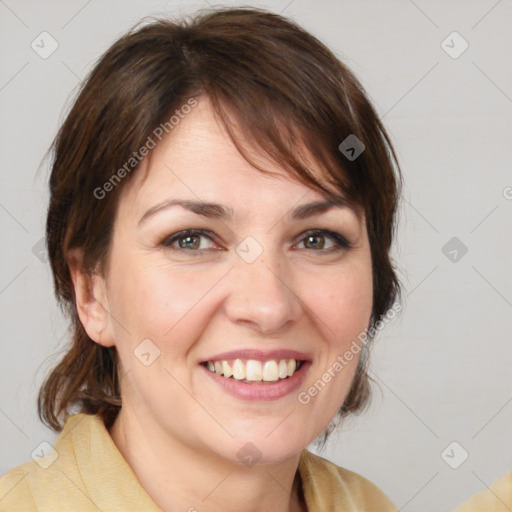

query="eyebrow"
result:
[137,198,346,226]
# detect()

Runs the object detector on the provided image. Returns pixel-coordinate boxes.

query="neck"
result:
[108,407,307,512]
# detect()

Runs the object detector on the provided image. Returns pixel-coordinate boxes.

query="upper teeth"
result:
[205,359,299,382]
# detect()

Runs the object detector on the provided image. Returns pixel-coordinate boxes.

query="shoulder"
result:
[299,449,398,511]
[453,472,512,512]
[0,461,40,511]
[0,414,101,512]
[0,454,85,511]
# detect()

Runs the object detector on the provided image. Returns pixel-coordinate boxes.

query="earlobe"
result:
[66,248,115,347]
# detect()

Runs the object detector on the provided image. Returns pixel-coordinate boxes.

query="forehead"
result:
[119,98,341,213]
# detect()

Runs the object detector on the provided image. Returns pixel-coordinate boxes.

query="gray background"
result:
[1,1,511,511]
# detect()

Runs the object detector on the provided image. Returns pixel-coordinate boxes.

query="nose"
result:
[224,254,302,335]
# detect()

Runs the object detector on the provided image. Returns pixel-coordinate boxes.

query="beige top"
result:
[453,473,512,512]
[0,413,397,511]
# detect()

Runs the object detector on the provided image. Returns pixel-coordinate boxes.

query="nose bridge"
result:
[225,247,301,334]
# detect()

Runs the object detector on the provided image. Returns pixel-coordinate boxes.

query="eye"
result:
[161,229,219,251]
[295,229,352,252]
[160,228,352,254]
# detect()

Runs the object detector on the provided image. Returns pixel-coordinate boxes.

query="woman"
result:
[0,7,401,511]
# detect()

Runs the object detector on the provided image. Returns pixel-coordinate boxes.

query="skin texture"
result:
[68,98,373,512]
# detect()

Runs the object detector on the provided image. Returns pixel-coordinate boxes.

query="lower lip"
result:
[201,362,311,401]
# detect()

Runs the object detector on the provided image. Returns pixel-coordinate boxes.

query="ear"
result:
[66,248,115,347]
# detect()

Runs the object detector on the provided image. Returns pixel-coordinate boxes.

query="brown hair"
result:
[38,7,401,445]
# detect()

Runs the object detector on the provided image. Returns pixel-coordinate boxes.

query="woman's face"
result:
[95,98,373,464]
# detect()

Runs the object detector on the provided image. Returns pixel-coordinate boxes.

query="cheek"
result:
[107,258,221,346]
[308,260,373,344]
[297,260,372,427]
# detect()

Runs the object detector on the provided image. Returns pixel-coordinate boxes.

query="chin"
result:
[221,424,313,466]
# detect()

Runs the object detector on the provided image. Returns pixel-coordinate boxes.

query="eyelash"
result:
[160,228,353,254]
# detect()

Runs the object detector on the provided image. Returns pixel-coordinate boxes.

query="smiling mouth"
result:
[200,358,305,384]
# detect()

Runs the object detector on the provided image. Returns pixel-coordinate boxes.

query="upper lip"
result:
[200,349,312,363]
